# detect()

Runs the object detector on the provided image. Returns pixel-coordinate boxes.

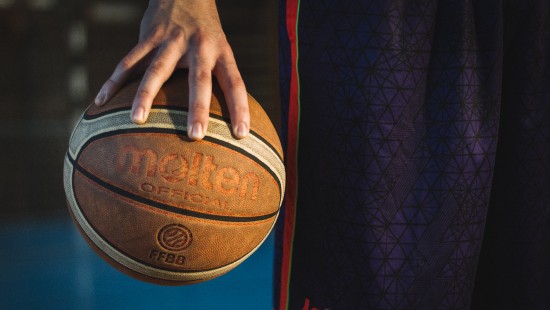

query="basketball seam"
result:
[72,166,276,226]
[64,104,286,283]
[65,156,279,281]
[83,105,284,161]
[68,153,279,223]
[77,134,281,219]
[73,128,283,214]
[68,108,285,205]
[72,168,274,272]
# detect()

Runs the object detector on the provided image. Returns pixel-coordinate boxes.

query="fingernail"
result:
[132,107,145,124]
[95,92,105,106]
[189,122,204,140]
[235,122,249,139]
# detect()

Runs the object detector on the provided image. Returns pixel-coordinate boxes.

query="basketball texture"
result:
[63,70,285,285]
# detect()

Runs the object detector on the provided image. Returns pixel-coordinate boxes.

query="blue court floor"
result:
[0,217,274,310]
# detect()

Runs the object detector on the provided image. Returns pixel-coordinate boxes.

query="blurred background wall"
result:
[0,0,280,221]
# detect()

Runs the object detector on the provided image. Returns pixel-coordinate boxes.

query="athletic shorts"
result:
[274,1,550,309]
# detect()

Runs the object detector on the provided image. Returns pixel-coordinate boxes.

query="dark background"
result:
[0,0,280,221]
[0,1,280,308]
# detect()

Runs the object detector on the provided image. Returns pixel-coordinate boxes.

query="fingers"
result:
[186,43,249,141]
[97,33,248,143]
[131,40,184,124]
[214,54,249,139]
[187,59,213,141]
[95,41,154,106]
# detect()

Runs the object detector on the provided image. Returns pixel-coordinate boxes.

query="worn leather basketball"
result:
[63,70,285,285]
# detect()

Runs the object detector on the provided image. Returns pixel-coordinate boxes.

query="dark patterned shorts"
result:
[275,1,550,309]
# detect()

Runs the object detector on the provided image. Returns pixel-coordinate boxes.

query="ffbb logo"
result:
[115,145,260,200]
[158,224,192,251]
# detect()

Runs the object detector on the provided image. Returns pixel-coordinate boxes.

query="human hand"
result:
[94,0,249,140]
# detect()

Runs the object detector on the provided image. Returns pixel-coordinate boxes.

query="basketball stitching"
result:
[68,160,277,273]
[69,153,279,222]
[72,129,283,214]
[72,162,275,226]
[76,133,282,218]
[64,104,285,282]
[68,108,285,203]
[66,156,279,281]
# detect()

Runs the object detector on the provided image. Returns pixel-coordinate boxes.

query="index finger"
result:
[95,41,154,106]
[131,41,183,124]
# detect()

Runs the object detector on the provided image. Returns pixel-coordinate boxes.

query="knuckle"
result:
[192,30,212,46]
[219,42,235,58]
[168,27,186,41]
[191,102,211,115]
[104,78,117,89]
[148,61,166,76]
[226,74,245,90]
[192,69,211,84]
[193,44,212,61]
[148,26,167,43]
[192,33,218,55]
[136,88,154,101]
[117,56,133,71]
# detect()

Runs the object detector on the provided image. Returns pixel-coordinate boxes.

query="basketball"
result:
[63,70,285,285]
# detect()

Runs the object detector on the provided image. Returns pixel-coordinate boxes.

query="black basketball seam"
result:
[82,105,283,162]
[74,127,283,198]
[83,106,133,119]
[202,135,283,196]
[68,158,272,275]
[68,153,278,222]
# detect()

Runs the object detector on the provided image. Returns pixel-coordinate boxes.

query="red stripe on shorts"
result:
[279,0,300,309]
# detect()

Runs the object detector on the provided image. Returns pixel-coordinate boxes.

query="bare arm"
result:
[94,0,250,140]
